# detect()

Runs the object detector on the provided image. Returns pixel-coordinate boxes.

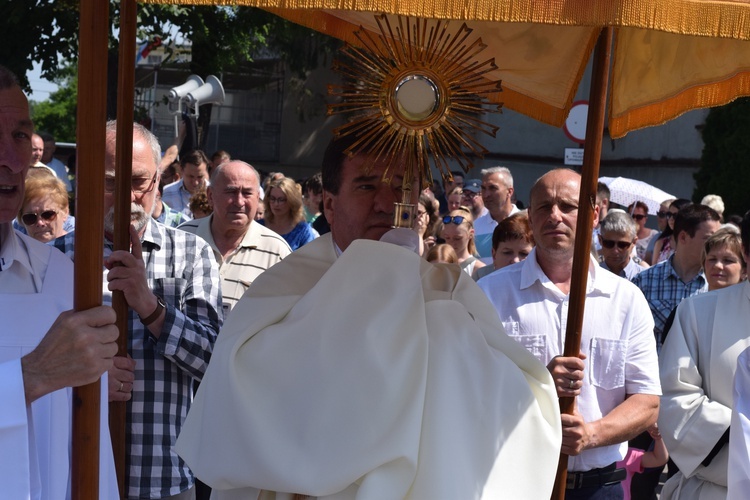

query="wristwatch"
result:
[140,296,166,326]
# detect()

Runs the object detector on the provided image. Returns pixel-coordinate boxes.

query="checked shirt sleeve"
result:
[149,228,223,381]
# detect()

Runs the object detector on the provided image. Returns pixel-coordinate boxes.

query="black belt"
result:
[566,463,626,490]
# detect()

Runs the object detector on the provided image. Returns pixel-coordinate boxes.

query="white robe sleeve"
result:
[729,347,750,500]
[659,297,730,479]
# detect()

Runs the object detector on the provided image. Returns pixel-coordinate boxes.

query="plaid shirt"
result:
[631,255,708,349]
[54,219,223,498]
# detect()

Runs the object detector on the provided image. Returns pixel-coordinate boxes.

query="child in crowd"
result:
[425,243,458,264]
[618,422,669,500]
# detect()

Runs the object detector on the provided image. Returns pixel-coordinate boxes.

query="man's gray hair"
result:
[600,211,637,239]
[105,120,162,171]
[480,166,513,188]
[700,194,725,216]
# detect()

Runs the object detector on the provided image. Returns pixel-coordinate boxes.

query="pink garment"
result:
[657,238,673,263]
[617,448,645,500]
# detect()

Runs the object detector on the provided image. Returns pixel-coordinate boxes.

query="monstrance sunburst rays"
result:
[328,14,503,228]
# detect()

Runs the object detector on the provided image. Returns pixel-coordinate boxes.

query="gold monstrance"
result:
[328,14,504,228]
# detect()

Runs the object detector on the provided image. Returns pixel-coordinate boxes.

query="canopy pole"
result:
[111,0,138,497]
[550,26,614,500]
[72,0,110,497]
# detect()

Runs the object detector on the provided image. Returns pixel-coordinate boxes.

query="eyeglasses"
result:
[443,215,465,225]
[462,191,479,199]
[268,196,288,204]
[600,238,633,250]
[22,210,58,226]
[631,214,647,221]
[665,212,676,220]
[104,173,158,194]
[657,211,668,218]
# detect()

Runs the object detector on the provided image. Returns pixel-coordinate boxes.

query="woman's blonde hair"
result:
[440,208,478,256]
[19,171,69,222]
[264,176,304,225]
[702,227,746,270]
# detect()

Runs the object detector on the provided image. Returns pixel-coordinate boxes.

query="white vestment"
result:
[0,229,117,499]
[659,280,750,500]
[729,346,750,500]
[176,235,561,499]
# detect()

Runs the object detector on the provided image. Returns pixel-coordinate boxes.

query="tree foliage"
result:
[9,2,338,147]
[30,65,78,142]
[695,98,750,217]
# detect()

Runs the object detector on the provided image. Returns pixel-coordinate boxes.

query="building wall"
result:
[141,57,709,193]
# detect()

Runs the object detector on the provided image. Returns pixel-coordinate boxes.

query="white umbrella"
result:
[599,176,675,215]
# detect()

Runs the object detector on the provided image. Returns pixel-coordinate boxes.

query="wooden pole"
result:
[550,26,614,500]
[111,0,137,497]
[72,0,109,497]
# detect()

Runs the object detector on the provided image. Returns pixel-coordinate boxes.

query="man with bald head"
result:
[479,168,661,499]
[179,160,291,314]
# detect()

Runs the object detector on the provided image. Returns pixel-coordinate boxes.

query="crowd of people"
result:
[4,60,750,500]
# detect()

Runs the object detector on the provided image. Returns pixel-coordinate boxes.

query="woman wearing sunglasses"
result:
[18,169,70,243]
[627,201,659,261]
[652,198,692,264]
[439,208,485,276]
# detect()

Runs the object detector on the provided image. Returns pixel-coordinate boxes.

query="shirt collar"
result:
[520,247,613,297]
[664,254,707,285]
[0,222,32,273]
[0,222,44,291]
[104,218,162,251]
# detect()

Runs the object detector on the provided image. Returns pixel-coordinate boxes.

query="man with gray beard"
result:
[54,120,223,500]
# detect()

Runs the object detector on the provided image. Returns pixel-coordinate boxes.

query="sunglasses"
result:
[631,214,647,221]
[443,215,465,225]
[665,212,676,219]
[657,211,669,218]
[22,210,58,226]
[600,238,633,250]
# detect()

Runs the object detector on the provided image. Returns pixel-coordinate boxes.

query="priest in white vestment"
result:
[659,275,750,499]
[729,345,750,500]
[0,66,119,499]
[176,137,562,499]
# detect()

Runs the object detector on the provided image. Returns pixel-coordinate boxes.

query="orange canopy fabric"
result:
[141,0,750,137]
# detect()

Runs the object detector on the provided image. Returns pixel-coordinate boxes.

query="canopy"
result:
[142,0,750,138]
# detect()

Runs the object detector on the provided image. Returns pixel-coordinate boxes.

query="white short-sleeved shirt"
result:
[478,249,661,471]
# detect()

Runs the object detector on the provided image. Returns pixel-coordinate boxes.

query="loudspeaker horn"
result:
[168,75,204,102]
[185,75,225,107]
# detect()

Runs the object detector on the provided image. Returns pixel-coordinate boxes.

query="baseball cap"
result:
[463,179,481,193]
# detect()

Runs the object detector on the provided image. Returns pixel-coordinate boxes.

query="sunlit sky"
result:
[27,61,59,102]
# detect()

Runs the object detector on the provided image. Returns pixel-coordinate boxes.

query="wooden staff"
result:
[72,0,109,497]
[110,0,137,496]
[550,26,613,500]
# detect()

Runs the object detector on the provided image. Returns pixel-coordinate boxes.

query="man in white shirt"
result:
[475,166,520,263]
[0,64,119,499]
[162,149,210,217]
[478,168,661,498]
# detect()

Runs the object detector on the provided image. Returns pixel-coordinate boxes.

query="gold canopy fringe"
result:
[609,71,750,139]
[141,0,750,40]
[270,9,599,130]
